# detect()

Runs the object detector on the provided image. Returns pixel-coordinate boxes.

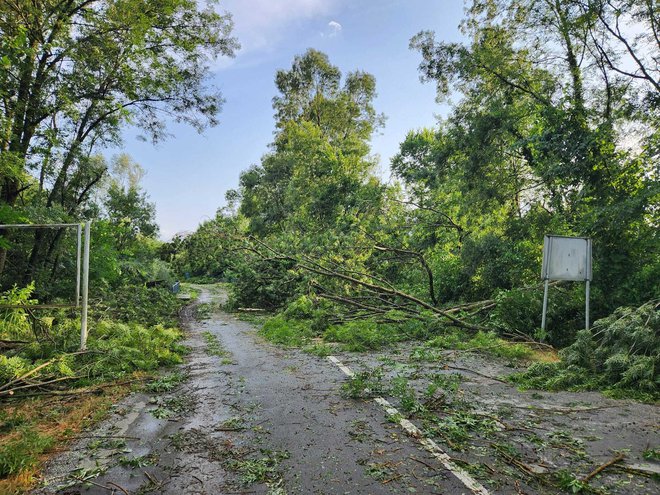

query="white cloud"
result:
[327,20,342,37]
[220,0,342,54]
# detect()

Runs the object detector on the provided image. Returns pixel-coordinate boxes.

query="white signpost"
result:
[541,235,592,332]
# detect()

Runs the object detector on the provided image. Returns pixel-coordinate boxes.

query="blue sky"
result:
[112,0,466,239]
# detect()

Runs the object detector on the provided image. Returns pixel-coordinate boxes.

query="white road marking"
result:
[328,355,491,495]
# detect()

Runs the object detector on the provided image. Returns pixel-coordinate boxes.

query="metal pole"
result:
[80,221,91,350]
[76,224,82,307]
[541,279,550,331]
[585,280,590,331]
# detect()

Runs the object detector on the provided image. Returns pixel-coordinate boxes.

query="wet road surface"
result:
[35,286,659,494]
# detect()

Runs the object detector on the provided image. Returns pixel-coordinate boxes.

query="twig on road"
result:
[410,456,437,471]
[107,481,130,495]
[582,454,625,482]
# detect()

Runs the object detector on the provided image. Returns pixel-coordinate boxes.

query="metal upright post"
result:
[76,224,82,307]
[541,279,550,331]
[585,280,590,331]
[80,221,91,350]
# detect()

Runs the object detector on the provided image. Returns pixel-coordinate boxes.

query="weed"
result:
[0,427,53,477]
[145,371,186,393]
[167,432,186,451]
[118,454,156,468]
[218,417,245,430]
[324,320,401,351]
[426,330,535,363]
[149,395,194,419]
[0,412,28,434]
[341,369,386,399]
[643,448,660,461]
[227,449,290,485]
[554,469,591,493]
[390,375,427,415]
[202,331,230,358]
[260,315,314,346]
[303,343,333,357]
[362,461,396,481]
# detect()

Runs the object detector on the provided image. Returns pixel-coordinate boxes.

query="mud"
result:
[34,286,659,494]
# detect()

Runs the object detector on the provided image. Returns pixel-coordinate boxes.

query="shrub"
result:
[512,300,660,398]
[490,285,586,347]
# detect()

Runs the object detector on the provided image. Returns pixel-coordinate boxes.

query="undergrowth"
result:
[0,283,188,487]
[511,300,660,400]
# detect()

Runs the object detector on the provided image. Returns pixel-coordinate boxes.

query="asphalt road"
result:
[35,286,659,495]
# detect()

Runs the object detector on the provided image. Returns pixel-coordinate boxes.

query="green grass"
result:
[260,315,314,346]
[202,331,230,359]
[145,371,186,393]
[303,343,334,357]
[341,369,387,399]
[0,427,53,477]
[423,329,535,362]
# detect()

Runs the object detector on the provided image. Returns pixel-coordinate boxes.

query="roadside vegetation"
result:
[172,0,659,402]
[0,0,238,491]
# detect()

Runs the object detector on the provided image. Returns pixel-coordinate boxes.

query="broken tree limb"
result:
[237,235,490,333]
[374,244,438,306]
[582,454,625,482]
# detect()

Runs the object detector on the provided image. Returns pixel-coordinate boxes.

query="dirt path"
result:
[35,286,659,494]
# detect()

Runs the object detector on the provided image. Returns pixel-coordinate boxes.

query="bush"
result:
[100,285,181,327]
[512,300,660,398]
[0,284,35,341]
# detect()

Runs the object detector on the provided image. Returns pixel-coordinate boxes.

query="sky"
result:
[110,0,467,239]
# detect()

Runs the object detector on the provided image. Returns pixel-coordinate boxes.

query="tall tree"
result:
[0,0,238,274]
[236,49,384,235]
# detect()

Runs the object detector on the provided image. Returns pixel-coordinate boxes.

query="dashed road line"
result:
[328,355,490,495]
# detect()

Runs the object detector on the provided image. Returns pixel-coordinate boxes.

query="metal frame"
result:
[0,221,91,349]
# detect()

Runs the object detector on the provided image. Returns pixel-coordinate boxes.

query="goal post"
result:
[0,220,92,349]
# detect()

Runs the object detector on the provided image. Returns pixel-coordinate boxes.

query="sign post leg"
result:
[80,221,91,350]
[585,280,590,331]
[76,224,82,307]
[541,279,550,332]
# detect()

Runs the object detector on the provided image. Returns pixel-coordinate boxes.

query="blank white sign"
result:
[541,236,592,281]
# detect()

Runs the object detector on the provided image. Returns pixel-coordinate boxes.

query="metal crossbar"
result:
[0,223,80,229]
